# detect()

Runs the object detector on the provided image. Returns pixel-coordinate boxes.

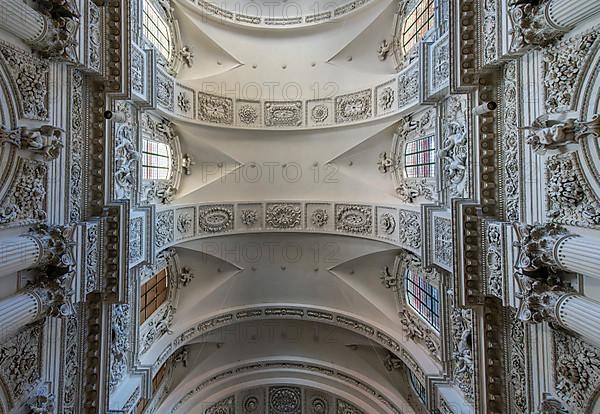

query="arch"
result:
[138,303,441,403]
[160,359,413,414]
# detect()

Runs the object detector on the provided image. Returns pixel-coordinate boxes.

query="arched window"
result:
[404,135,436,178]
[140,268,169,323]
[142,0,172,59]
[402,0,435,52]
[142,139,171,180]
[405,269,440,330]
[407,369,427,404]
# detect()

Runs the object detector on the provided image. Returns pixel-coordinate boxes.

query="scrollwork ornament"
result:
[380,266,396,289]
[553,330,600,411]
[451,308,474,401]
[379,213,396,234]
[241,209,258,226]
[199,206,234,232]
[509,0,562,51]
[179,267,194,287]
[311,209,328,227]
[336,205,372,234]
[266,204,301,229]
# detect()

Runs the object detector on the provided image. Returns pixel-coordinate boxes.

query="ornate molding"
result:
[508,0,566,52]
[513,222,569,275]
[553,330,600,412]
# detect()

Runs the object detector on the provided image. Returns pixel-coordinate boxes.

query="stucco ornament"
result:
[451,308,474,401]
[31,0,80,61]
[311,209,329,227]
[513,222,569,276]
[29,391,55,414]
[380,266,396,288]
[114,124,140,200]
[534,393,571,414]
[525,114,600,154]
[0,126,64,160]
[515,272,570,323]
[179,46,194,67]
[508,0,566,51]
[266,204,301,228]
[377,152,398,173]
[179,267,194,286]
[377,39,392,61]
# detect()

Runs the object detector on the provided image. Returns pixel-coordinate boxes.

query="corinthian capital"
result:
[508,0,565,51]
[513,222,570,276]
[29,224,75,277]
[515,272,571,323]
[30,0,80,61]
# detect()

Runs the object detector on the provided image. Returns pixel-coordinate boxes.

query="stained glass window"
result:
[402,0,435,52]
[405,269,440,330]
[142,139,171,180]
[404,135,436,178]
[142,0,172,59]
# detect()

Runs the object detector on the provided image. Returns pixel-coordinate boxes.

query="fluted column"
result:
[0,287,49,343]
[554,235,600,277]
[546,0,600,29]
[0,0,79,60]
[0,225,74,279]
[556,295,600,346]
[514,223,600,278]
[0,0,47,44]
[0,235,43,278]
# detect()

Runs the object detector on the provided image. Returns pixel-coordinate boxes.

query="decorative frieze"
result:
[335,89,372,123]
[335,204,373,234]
[501,61,521,222]
[450,308,474,401]
[198,92,233,125]
[434,217,453,269]
[198,205,234,233]
[155,210,174,249]
[545,154,600,228]
[265,203,302,229]
[553,330,600,412]
[397,209,421,250]
[0,159,47,227]
[265,101,303,127]
[0,43,49,120]
[543,31,598,112]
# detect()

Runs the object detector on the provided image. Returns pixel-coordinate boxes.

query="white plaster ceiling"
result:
[160,0,435,407]
[174,0,397,99]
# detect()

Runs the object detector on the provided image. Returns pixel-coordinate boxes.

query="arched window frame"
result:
[391,252,443,360]
[391,0,439,70]
[407,367,428,405]
[392,109,439,203]
[404,267,440,331]
[140,113,182,204]
[140,0,184,75]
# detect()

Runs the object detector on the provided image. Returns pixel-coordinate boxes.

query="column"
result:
[507,0,597,52]
[0,235,43,278]
[514,223,600,278]
[0,0,79,60]
[0,287,49,343]
[554,235,600,277]
[546,0,600,29]
[0,225,74,279]
[0,0,47,45]
[556,295,600,346]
